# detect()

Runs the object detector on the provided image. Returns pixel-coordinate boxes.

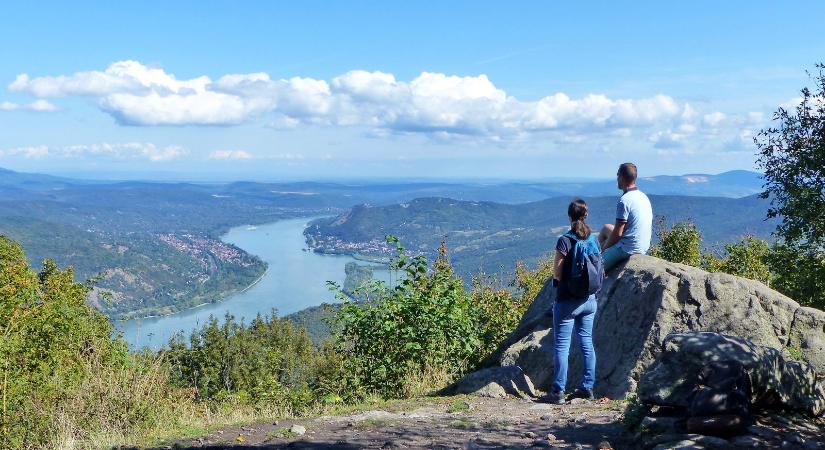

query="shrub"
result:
[331,237,479,399]
[766,243,825,308]
[0,236,186,449]
[164,311,323,415]
[715,236,772,285]
[649,220,702,266]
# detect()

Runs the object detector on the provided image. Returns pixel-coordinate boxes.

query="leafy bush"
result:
[331,237,480,399]
[0,236,187,449]
[164,311,324,415]
[766,243,825,308]
[649,219,702,266]
[714,236,771,285]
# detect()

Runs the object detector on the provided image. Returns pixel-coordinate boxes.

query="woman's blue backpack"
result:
[563,232,604,298]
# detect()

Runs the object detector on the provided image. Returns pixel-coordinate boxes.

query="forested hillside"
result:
[305,194,779,282]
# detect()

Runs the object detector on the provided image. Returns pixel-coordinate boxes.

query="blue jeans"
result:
[602,245,631,272]
[552,295,597,393]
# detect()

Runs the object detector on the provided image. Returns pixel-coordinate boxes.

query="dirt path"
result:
[150,396,627,450]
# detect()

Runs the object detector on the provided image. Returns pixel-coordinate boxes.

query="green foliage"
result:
[714,236,772,285]
[754,63,825,309]
[468,274,525,364]
[755,63,825,250]
[329,237,539,400]
[0,235,184,449]
[620,393,650,432]
[164,311,324,414]
[649,219,702,266]
[331,236,480,399]
[766,243,825,308]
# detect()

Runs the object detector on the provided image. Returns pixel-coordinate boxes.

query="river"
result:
[114,216,389,350]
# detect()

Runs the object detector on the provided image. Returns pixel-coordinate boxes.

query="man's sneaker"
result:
[567,387,595,401]
[539,390,565,404]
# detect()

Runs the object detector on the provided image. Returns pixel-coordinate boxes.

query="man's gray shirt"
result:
[616,188,653,254]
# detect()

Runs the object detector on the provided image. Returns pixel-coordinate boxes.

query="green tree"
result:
[755,63,825,307]
[713,236,772,285]
[649,220,702,267]
[0,236,183,449]
[766,244,825,307]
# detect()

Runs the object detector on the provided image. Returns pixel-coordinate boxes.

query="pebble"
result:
[569,398,588,405]
[597,440,613,449]
[524,431,538,439]
[540,414,553,421]
[532,439,554,448]
[289,424,306,436]
[545,433,557,441]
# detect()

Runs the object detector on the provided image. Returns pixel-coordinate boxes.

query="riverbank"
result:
[114,217,391,350]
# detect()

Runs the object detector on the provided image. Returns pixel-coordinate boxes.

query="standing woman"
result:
[544,199,601,404]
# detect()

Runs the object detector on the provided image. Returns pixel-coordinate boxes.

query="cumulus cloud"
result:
[208,149,253,160]
[10,60,698,138]
[0,142,187,161]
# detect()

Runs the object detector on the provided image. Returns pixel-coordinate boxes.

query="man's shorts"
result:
[603,245,632,272]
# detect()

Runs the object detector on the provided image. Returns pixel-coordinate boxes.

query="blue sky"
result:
[0,1,823,181]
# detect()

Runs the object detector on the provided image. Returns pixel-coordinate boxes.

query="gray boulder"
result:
[638,332,825,416]
[463,255,825,399]
[441,366,538,399]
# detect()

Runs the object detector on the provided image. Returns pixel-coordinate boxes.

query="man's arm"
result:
[601,220,626,251]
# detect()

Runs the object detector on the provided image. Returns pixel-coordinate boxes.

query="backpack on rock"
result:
[685,360,753,437]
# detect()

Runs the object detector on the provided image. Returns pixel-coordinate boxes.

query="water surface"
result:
[115,217,388,350]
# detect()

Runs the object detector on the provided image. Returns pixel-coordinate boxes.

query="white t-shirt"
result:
[616,188,653,254]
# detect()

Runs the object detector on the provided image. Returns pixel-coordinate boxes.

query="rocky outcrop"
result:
[638,332,825,416]
[442,366,538,399]
[453,255,825,400]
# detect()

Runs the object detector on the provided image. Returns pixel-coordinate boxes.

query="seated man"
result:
[599,162,653,272]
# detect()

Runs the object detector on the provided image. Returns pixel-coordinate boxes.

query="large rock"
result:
[638,332,825,416]
[441,366,538,399]
[788,306,825,372]
[462,255,824,399]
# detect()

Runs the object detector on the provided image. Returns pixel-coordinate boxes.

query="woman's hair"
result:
[568,198,591,239]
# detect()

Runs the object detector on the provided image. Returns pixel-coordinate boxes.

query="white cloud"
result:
[0,99,57,112]
[9,60,698,138]
[0,142,187,161]
[702,112,727,127]
[1,145,50,158]
[209,149,253,160]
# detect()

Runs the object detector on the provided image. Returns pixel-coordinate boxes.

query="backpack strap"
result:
[563,231,580,241]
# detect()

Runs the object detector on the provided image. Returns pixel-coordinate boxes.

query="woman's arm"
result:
[553,249,565,281]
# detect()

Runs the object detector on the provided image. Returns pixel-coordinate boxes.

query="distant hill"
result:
[305,194,778,283]
[0,166,768,319]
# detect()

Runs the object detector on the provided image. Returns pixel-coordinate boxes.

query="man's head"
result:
[617,162,638,190]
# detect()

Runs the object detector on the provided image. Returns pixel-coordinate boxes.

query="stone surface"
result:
[638,332,825,416]
[289,424,306,436]
[788,307,825,373]
[468,255,823,400]
[442,366,538,398]
[641,416,679,434]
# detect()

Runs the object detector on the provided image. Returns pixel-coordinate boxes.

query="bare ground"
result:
[143,396,627,450]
